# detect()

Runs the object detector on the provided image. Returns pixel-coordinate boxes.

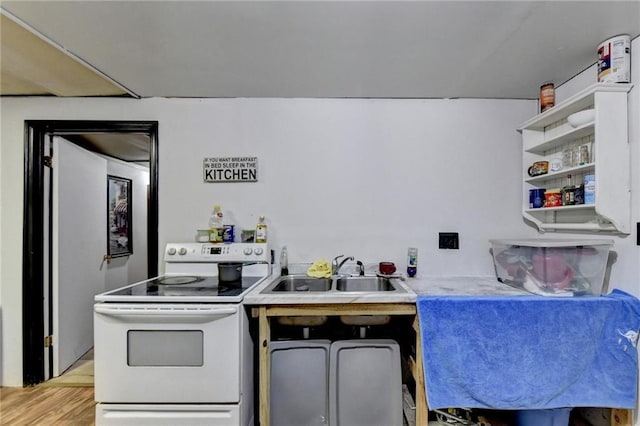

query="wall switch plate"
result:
[439,232,459,249]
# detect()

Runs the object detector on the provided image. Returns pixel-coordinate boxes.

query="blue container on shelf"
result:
[584,174,596,204]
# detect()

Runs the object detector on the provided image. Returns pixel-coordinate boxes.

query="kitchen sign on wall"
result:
[203,157,258,183]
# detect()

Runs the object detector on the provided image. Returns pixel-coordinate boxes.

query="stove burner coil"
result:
[157,276,202,285]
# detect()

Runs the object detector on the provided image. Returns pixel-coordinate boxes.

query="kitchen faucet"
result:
[332,254,354,275]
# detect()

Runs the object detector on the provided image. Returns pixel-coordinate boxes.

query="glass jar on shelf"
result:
[562,174,575,206]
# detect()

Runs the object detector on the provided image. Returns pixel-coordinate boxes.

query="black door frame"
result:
[22,120,159,385]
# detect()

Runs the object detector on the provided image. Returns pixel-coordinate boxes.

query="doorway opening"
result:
[22,120,159,386]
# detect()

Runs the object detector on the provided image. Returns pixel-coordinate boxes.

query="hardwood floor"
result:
[0,386,96,425]
[1,350,96,425]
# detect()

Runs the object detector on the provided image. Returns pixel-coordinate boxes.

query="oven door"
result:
[94,303,243,403]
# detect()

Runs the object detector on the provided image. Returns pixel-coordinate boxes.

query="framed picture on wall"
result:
[107,175,133,257]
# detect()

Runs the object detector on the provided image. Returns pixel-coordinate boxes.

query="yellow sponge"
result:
[307,259,332,278]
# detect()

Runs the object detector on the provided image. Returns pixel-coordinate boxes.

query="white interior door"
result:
[52,137,107,376]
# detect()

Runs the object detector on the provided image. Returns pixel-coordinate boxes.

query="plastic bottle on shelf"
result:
[256,215,268,243]
[280,246,289,276]
[208,205,224,243]
[407,247,418,278]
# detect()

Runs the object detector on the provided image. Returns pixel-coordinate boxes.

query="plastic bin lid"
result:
[489,238,614,247]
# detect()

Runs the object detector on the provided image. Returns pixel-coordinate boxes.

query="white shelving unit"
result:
[518,83,633,234]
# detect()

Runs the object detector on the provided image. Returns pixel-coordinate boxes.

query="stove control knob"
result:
[243,248,253,255]
[167,247,176,255]
[254,247,264,256]
[178,247,187,256]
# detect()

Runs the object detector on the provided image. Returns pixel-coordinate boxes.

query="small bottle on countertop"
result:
[256,215,268,243]
[407,247,418,278]
[208,205,224,243]
[280,246,289,276]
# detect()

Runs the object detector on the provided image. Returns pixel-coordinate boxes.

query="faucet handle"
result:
[356,260,365,276]
[331,255,344,274]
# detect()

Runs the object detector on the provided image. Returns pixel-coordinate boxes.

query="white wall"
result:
[0,95,535,385]
[0,107,3,384]
[158,97,539,274]
[105,158,149,290]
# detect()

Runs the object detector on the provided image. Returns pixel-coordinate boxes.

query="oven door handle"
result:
[94,305,237,323]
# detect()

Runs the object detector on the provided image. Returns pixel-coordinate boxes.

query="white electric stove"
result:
[94,243,271,426]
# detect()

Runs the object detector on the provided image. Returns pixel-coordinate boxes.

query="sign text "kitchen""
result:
[203,157,258,183]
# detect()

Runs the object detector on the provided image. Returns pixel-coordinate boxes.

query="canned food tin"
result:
[544,189,562,207]
[574,184,585,205]
[529,188,546,209]
[598,35,631,83]
[223,224,235,243]
[540,83,555,113]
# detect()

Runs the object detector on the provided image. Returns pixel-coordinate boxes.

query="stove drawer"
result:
[96,403,245,425]
[94,303,246,404]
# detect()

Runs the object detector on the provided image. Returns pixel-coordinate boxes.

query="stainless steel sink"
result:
[336,276,395,292]
[260,274,407,294]
[264,275,332,292]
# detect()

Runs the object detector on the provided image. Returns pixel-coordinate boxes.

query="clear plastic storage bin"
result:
[490,239,613,296]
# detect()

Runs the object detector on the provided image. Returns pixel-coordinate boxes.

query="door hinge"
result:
[43,156,53,168]
[44,335,53,348]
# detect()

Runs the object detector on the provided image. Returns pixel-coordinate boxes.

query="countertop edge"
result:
[243,273,417,305]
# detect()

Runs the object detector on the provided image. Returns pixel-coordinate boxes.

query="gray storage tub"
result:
[270,340,331,426]
[329,339,402,426]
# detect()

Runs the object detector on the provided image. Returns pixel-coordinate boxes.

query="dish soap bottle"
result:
[280,246,289,276]
[256,215,267,243]
[208,205,224,243]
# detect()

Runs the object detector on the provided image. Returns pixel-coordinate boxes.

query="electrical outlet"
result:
[439,232,459,249]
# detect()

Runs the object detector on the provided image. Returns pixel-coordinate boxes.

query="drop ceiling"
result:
[0,12,127,96]
[2,1,639,100]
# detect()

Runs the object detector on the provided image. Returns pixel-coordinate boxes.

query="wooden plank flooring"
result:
[0,386,96,425]
[1,350,96,425]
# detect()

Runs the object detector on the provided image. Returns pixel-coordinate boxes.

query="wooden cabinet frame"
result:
[253,303,428,426]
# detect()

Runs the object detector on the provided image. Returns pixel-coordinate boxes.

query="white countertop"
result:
[407,275,531,296]
[243,263,530,305]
